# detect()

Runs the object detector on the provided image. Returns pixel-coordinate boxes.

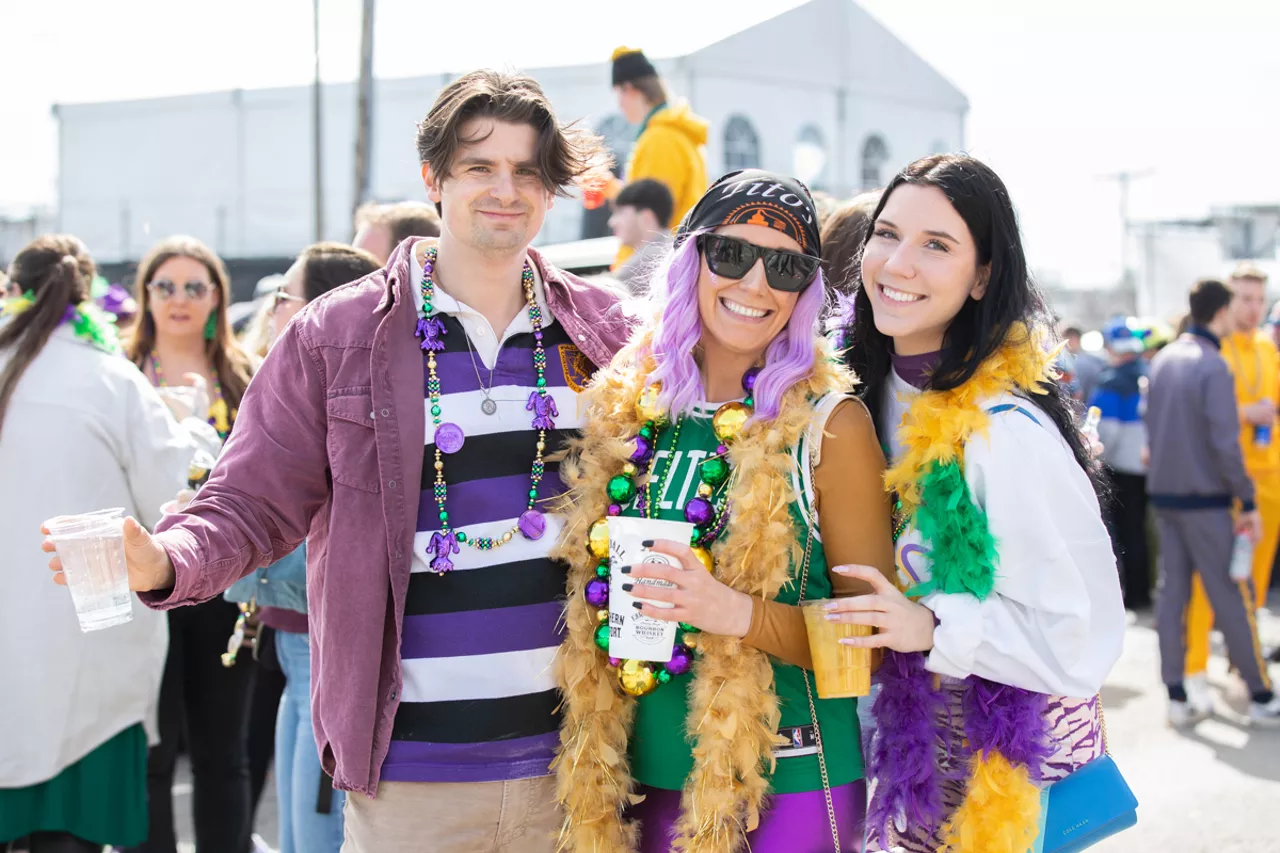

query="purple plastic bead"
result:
[585,577,610,608]
[608,657,621,667]
[716,444,728,456]
[629,435,653,463]
[518,509,546,540]
[608,503,622,516]
[742,367,761,394]
[666,645,693,675]
[684,497,714,527]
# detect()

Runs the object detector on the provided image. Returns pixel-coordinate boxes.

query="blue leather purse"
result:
[1032,701,1138,853]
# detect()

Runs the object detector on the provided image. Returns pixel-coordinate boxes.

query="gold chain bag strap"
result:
[795,411,841,853]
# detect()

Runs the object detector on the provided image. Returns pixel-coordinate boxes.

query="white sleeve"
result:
[122,370,223,531]
[920,405,1126,697]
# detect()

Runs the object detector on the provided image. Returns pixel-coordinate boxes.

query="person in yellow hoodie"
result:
[1184,262,1280,708]
[607,47,708,264]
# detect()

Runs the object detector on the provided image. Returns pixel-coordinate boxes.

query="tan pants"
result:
[341,776,560,853]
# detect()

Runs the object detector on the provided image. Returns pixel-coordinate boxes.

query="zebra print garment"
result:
[865,679,1104,853]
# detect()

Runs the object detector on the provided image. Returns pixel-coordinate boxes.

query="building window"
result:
[793,124,827,189]
[861,134,890,190]
[723,115,761,171]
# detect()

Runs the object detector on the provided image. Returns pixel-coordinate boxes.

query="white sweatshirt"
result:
[884,369,1126,699]
[0,325,220,787]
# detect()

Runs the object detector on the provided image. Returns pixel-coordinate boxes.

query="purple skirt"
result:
[629,781,866,853]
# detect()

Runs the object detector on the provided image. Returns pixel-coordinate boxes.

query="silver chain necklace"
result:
[461,328,500,415]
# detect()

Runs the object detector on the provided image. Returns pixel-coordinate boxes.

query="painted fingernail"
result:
[823,601,838,610]
[633,601,643,610]
[641,539,654,547]
[622,583,634,592]
[620,565,632,574]
[826,614,840,621]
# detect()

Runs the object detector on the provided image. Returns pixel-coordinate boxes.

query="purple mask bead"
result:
[684,496,714,527]
[434,423,465,455]
[666,645,693,675]
[518,509,547,540]
[585,577,610,608]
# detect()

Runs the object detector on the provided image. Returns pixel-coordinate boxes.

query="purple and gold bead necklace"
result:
[415,245,557,574]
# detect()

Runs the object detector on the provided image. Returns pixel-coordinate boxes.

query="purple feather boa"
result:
[962,677,1054,781]
[867,650,946,841]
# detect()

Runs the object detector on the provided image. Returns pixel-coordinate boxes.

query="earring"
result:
[204,312,217,341]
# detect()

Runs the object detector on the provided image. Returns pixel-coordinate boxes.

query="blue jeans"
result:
[274,630,344,853]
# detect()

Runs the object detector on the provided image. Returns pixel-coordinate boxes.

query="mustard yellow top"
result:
[1221,329,1280,473]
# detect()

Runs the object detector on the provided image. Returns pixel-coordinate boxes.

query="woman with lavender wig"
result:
[831,154,1126,853]
[553,170,895,853]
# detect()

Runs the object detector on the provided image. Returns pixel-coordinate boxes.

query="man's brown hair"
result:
[415,69,611,199]
[354,201,441,246]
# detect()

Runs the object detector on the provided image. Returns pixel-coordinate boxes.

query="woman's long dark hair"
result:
[841,154,1096,479]
[0,235,96,436]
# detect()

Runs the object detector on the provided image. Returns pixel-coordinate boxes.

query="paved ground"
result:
[172,602,1280,853]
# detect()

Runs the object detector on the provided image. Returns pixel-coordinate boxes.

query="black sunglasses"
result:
[696,233,819,293]
[147,279,211,301]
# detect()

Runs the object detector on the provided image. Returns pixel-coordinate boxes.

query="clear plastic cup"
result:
[46,508,133,632]
[801,598,872,698]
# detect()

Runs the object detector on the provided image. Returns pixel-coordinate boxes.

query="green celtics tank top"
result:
[626,397,864,795]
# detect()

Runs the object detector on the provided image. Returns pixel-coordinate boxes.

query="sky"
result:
[2,0,1279,287]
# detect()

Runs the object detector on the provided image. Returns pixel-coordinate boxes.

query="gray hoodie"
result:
[1145,329,1256,511]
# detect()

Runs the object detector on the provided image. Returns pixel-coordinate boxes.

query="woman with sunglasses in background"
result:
[555,171,894,853]
[122,235,258,853]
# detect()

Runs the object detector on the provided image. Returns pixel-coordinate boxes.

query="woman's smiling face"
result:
[696,223,805,362]
[861,183,988,355]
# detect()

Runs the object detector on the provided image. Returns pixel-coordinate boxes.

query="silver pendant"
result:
[481,398,498,416]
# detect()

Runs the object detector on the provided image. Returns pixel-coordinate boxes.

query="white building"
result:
[55,0,966,272]
[1130,205,1280,321]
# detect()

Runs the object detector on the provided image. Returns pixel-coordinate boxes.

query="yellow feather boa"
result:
[884,323,1060,518]
[551,331,853,853]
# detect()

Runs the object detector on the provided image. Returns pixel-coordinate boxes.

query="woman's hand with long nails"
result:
[622,538,753,637]
[826,564,936,653]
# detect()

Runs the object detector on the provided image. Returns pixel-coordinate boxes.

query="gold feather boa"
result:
[552,332,854,853]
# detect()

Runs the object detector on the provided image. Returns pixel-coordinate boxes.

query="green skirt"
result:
[0,723,148,846]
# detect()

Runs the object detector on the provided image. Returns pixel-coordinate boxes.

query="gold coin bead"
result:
[711,401,750,442]
[618,659,658,696]
[587,518,610,560]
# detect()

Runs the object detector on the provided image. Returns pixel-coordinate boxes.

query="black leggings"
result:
[6,832,101,853]
[124,599,256,853]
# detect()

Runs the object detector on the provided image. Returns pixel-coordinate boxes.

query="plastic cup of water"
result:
[45,508,133,632]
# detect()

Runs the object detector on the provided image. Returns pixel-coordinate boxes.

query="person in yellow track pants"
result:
[1185,263,1280,707]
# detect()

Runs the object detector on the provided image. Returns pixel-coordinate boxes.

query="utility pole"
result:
[353,0,377,221]
[1099,169,1154,314]
[312,0,324,242]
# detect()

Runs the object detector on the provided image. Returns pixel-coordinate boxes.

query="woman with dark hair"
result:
[830,154,1126,853]
[122,235,258,853]
[224,241,380,853]
[0,236,218,853]
[555,170,894,852]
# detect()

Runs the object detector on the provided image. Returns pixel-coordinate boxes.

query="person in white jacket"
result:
[0,235,219,853]
[830,155,1127,853]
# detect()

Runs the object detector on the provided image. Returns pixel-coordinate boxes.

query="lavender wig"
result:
[642,229,828,422]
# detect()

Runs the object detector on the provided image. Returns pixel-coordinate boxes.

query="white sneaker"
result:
[1185,672,1214,715]
[1248,695,1280,726]
[1168,699,1210,728]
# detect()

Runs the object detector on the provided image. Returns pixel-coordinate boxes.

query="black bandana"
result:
[674,170,821,256]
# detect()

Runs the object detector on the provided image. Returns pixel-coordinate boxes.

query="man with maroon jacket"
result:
[47,70,628,852]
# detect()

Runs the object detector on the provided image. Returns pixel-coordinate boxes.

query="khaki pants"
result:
[342,776,560,853]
